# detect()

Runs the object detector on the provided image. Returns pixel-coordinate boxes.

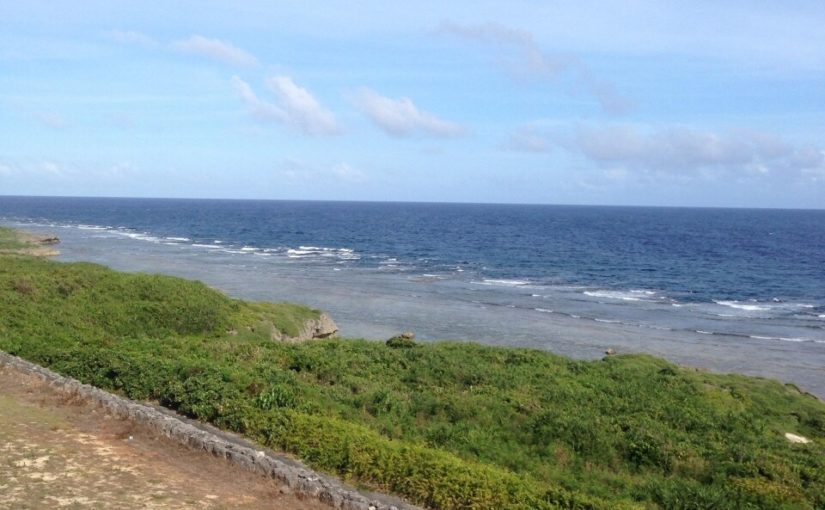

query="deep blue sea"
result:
[2,196,824,396]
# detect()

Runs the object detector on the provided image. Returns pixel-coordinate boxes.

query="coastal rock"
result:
[401,331,415,340]
[270,313,339,343]
[605,348,616,356]
[3,231,61,257]
[300,313,339,340]
[36,236,60,245]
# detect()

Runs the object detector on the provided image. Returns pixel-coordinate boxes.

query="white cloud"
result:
[520,124,825,179]
[440,21,631,115]
[104,162,134,178]
[231,76,340,136]
[39,161,63,176]
[104,30,158,48]
[331,162,366,182]
[266,76,340,136]
[353,88,465,138]
[0,159,142,185]
[231,76,284,121]
[272,159,366,183]
[172,35,258,67]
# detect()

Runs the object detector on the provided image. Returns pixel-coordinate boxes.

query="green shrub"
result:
[1,250,824,509]
[387,335,417,348]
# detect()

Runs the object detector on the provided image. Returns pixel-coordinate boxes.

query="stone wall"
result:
[0,351,422,510]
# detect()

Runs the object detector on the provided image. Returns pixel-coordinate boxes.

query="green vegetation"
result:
[386,334,417,348]
[1,240,824,509]
[0,226,30,252]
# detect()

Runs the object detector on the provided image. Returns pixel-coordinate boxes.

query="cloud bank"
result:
[354,88,464,138]
[231,76,340,136]
[509,124,825,179]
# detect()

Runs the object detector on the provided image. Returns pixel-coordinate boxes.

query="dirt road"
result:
[0,365,327,509]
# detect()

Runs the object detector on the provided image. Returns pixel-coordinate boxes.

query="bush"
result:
[2,252,824,509]
[386,335,416,348]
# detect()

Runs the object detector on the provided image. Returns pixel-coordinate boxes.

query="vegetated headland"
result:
[1,226,823,509]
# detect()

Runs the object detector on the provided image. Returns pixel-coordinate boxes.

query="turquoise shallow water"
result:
[2,196,824,396]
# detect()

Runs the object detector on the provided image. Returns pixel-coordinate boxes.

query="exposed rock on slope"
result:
[0,230,61,257]
[270,313,339,342]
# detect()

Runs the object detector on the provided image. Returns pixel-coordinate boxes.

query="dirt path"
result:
[0,365,327,509]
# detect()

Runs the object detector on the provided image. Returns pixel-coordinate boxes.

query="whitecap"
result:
[113,231,160,243]
[750,335,811,343]
[715,300,769,312]
[584,290,643,302]
[474,279,529,287]
[287,249,318,256]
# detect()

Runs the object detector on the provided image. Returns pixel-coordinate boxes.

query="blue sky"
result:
[1,1,824,208]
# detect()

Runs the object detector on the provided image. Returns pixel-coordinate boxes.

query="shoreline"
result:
[23,221,822,401]
[4,220,825,399]
[2,228,824,508]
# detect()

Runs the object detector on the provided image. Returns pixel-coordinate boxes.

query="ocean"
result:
[2,196,824,397]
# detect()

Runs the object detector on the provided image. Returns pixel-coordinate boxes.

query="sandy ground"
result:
[0,366,327,509]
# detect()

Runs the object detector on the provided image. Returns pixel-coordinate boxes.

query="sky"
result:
[1,1,824,208]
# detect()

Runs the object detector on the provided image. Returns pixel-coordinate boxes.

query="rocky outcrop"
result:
[9,232,61,257]
[34,235,60,245]
[270,313,339,343]
[300,313,339,340]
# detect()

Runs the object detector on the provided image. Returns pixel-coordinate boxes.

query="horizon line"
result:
[1,194,823,212]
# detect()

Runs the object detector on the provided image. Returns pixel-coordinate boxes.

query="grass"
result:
[1,234,824,509]
[0,227,30,252]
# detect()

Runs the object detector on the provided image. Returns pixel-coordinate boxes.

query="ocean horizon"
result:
[3,194,824,211]
[2,195,824,397]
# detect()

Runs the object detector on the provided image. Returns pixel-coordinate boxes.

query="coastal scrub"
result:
[1,241,824,509]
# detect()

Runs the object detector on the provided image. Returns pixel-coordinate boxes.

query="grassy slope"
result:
[0,226,30,252]
[1,249,824,509]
